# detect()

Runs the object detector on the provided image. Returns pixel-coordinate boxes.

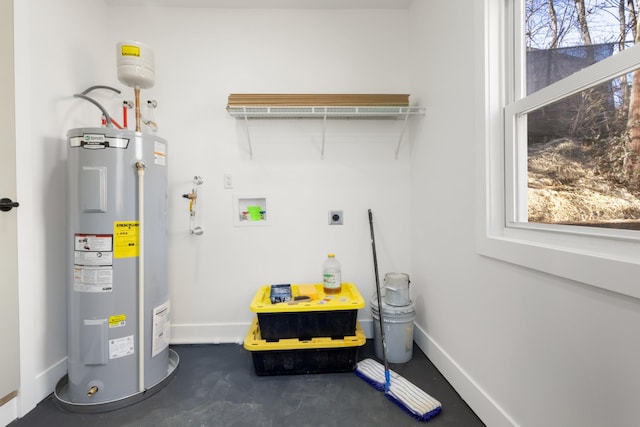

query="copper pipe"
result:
[135,87,141,132]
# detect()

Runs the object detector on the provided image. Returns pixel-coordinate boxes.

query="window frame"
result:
[476,0,640,299]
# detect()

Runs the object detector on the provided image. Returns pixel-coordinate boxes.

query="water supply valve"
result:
[182,176,204,235]
[143,99,158,132]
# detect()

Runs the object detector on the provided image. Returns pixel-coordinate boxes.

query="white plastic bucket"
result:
[383,272,410,306]
[370,295,415,363]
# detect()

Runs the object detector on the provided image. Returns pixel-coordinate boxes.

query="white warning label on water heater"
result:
[75,250,113,266]
[109,335,135,359]
[154,141,166,166]
[73,233,114,292]
[152,301,170,357]
[73,266,113,292]
[75,234,113,252]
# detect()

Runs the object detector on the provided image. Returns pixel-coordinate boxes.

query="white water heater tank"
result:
[117,40,155,89]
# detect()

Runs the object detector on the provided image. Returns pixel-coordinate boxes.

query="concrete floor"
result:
[9,341,484,427]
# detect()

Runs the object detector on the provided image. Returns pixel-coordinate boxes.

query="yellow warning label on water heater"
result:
[109,314,126,328]
[121,45,140,57]
[113,221,139,258]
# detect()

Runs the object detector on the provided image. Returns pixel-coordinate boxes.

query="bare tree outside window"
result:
[525,0,640,229]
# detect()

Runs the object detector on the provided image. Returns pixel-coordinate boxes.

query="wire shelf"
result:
[227,104,425,159]
[227,105,425,119]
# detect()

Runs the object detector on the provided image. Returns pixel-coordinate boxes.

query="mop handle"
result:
[368,209,390,388]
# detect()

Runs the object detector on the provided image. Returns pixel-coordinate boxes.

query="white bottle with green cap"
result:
[323,253,342,294]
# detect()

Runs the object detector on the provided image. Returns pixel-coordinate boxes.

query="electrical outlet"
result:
[224,173,233,189]
[328,210,343,225]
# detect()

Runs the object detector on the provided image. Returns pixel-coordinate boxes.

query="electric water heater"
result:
[56,127,177,411]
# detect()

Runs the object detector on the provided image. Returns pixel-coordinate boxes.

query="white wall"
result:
[12,0,413,418]
[409,1,640,427]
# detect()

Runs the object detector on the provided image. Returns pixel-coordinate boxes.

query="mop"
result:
[355,209,442,422]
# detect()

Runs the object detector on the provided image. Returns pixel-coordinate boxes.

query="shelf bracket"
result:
[394,110,411,160]
[242,107,254,160]
[321,108,327,160]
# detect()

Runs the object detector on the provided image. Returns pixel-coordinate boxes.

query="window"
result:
[509,0,640,230]
[477,0,640,298]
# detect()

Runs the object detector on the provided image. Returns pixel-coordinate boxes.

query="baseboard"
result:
[170,322,248,344]
[12,356,67,422]
[0,397,17,427]
[413,323,517,427]
[36,357,67,402]
[170,318,376,345]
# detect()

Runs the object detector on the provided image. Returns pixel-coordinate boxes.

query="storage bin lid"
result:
[250,283,365,313]
[243,317,366,351]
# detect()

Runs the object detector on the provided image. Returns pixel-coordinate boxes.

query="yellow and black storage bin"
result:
[249,283,365,341]
[244,317,366,376]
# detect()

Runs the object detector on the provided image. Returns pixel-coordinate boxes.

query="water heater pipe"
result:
[80,85,121,96]
[135,87,141,132]
[73,94,115,128]
[73,85,123,128]
[135,161,146,393]
[123,100,133,129]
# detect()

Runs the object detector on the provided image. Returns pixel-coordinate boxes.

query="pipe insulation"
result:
[135,161,146,393]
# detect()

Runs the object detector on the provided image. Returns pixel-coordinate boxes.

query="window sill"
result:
[477,226,640,299]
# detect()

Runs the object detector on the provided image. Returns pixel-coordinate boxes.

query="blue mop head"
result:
[355,358,442,422]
